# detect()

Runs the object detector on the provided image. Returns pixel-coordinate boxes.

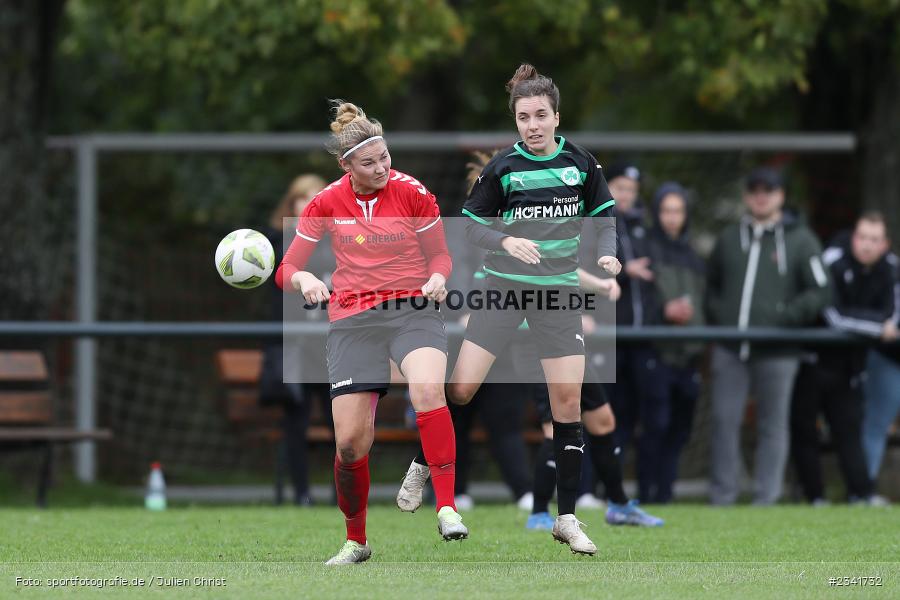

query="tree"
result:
[52,0,465,132]
[450,0,900,237]
[48,0,900,237]
[0,0,66,320]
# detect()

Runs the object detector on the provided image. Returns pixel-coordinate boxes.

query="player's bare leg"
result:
[402,347,467,540]
[447,340,496,406]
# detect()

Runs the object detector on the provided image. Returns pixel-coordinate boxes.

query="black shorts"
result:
[532,363,610,424]
[464,277,585,360]
[326,301,447,399]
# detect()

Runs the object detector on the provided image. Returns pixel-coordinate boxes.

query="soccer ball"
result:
[214,229,275,289]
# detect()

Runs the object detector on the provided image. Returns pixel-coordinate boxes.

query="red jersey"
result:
[275,169,452,322]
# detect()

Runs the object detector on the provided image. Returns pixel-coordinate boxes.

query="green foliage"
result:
[657,1,828,112]
[49,0,900,233]
[55,0,465,132]
[53,0,900,132]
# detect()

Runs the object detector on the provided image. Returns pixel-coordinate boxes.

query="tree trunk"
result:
[0,0,65,320]
[859,66,900,247]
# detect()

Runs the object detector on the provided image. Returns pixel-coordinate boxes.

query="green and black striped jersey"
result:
[462,136,616,286]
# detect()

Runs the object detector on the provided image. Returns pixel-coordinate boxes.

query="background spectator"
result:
[646,182,705,503]
[705,167,830,505]
[860,228,900,486]
[595,163,668,503]
[791,212,893,505]
[261,174,329,506]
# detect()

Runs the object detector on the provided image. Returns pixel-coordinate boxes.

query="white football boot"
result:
[396,460,430,512]
[325,540,372,565]
[437,505,469,540]
[552,514,597,555]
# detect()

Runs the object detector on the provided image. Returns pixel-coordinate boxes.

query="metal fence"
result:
[20,131,860,482]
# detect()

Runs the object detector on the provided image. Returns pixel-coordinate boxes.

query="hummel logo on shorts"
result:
[331,378,353,390]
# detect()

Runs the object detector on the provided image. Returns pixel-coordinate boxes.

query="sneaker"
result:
[526,511,555,531]
[849,494,890,507]
[517,492,534,512]
[867,495,890,507]
[455,494,474,511]
[552,514,597,555]
[396,461,430,512]
[606,499,664,527]
[437,505,469,540]
[325,540,372,565]
[575,493,605,510]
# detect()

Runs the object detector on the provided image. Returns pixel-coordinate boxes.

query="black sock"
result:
[589,432,629,505]
[413,449,427,466]
[532,437,556,514]
[553,420,584,516]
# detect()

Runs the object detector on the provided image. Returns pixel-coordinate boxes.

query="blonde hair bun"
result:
[326,99,384,158]
[330,101,366,134]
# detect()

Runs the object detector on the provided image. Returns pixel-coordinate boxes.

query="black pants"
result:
[452,382,532,500]
[790,361,873,501]
[606,345,670,502]
[654,363,699,503]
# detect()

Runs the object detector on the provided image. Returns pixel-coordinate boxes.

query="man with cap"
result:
[705,166,831,505]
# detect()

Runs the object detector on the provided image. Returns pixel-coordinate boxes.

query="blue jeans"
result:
[862,350,900,480]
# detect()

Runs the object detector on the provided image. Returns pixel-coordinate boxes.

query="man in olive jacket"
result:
[706,167,831,505]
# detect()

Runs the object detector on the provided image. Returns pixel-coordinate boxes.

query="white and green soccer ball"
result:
[214,229,275,289]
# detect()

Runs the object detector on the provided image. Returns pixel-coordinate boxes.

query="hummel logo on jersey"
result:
[576,334,585,346]
[564,444,585,453]
[334,218,356,225]
[331,378,353,390]
[390,172,427,194]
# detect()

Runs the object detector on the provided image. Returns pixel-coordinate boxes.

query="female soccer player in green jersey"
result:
[449,64,620,555]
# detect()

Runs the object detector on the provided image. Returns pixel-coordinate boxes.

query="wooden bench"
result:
[216,348,545,442]
[0,351,112,507]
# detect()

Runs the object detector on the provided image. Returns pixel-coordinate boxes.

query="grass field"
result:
[2,504,898,599]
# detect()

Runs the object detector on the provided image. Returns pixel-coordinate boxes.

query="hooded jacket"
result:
[647,183,706,367]
[579,203,661,327]
[705,209,831,360]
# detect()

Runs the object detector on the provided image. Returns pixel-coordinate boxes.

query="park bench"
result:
[0,351,112,507]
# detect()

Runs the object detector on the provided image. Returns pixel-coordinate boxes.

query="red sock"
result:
[334,454,369,544]
[416,405,456,512]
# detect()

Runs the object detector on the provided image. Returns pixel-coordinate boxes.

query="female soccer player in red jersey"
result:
[448,64,621,555]
[275,101,467,565]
